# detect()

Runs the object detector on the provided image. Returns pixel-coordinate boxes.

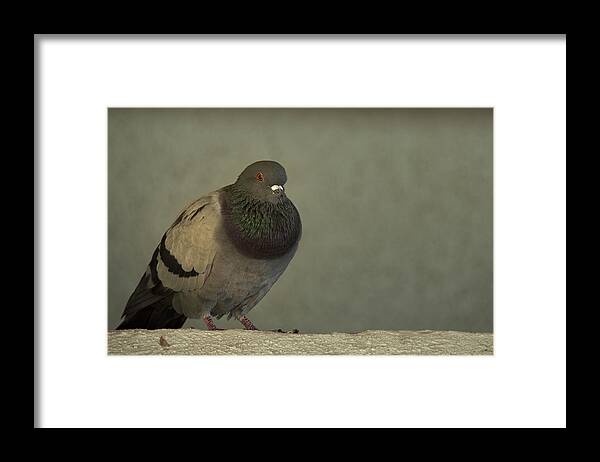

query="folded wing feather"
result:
[156,193,220,292]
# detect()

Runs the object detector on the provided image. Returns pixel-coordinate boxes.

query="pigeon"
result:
[116,160,302,331]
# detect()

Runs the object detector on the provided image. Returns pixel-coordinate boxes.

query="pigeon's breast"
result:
[172,223,298,319]
[211,229,297,305]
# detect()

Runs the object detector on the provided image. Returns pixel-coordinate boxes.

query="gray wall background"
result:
[108,108,493,333]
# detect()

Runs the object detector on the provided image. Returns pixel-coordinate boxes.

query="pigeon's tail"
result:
[115,270,187,330]
[115,303,187,330]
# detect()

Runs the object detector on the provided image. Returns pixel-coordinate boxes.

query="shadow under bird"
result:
[116,160,302,331]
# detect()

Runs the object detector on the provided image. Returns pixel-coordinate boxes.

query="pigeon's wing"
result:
[117,192,222,328]
[154,192,221,292]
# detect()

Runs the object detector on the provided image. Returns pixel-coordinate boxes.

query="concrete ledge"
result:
[108,329,493,355]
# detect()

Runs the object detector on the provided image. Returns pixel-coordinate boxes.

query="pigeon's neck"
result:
[220,185,302,259]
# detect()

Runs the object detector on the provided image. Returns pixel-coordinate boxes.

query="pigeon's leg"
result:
[202,315,219,331]
[238,315,257,331]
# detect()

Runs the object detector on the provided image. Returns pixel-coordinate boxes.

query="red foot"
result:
[239,316,257,331]
[202,315,219,331]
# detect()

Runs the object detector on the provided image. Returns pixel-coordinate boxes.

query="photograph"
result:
[36,35,565,428]
[107,108,493,355]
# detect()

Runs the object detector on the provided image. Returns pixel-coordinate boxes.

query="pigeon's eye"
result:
[256,172,264,182]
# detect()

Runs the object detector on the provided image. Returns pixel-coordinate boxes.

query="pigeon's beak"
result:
[270,184,285,195]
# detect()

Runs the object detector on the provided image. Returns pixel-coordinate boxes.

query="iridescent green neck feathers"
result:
[221,185,301,259]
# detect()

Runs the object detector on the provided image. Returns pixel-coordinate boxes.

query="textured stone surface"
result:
[107,329,493,355]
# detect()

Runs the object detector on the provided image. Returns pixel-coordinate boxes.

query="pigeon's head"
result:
[235,160,289,203]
